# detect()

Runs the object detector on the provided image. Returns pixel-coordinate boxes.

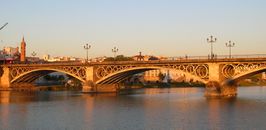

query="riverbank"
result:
[5,81,263,92]
[238,80,266,87]
[125,82,205,88]
[0,85,82,91]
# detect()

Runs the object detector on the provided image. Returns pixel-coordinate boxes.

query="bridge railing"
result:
[168,54,266,60]
[1,54,266,66]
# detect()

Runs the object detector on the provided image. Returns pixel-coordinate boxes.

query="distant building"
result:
[43,54,50,61]
[45,56,82,62]
[143,69,187,83]
[27,57,40,63]
[157,56,168,61]
[2,47,19,56]
[262,72,266,80]
[0,50,4,62]
[0,46,20,64]
[70,57,79,61]
[91,56,107,62]
[48,57,61,62]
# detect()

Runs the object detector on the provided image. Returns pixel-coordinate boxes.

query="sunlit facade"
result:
[143,69,186,82]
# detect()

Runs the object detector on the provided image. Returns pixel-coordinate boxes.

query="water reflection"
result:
[1,87,266,129]
[142,87,203,95]
[0,91,11,104]
[0,100,9,129]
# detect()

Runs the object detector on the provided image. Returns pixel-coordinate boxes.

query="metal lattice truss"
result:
[95,63,209,80]
[9,66,87,83]
[221,62,266,78]
[95,65,135,78]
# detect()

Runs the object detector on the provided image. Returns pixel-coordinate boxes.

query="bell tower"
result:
[20,36,26,62]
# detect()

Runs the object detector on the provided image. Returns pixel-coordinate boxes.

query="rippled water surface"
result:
[1,87,266,130]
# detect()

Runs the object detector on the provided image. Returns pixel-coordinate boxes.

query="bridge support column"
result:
[0,67,11,88]
[205,81,237,97]
[82,67,95,93]
[206,63,237,97]
[82,81,95,93]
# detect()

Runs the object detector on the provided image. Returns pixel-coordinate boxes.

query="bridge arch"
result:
[230,66,266,83]
[96,66,208,84]
[11,68,86,84]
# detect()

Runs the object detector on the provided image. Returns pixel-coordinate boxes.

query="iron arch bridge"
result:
[1,58,266,97]
[94,64,209,84]
[7,65,87,84]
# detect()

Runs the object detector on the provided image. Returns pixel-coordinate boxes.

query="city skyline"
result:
[1,0,266,58]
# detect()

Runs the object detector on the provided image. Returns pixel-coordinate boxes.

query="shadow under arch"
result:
[96,66,208,84]
[229,67,266,83]
[221,66,266,86]
[11,68,86,84]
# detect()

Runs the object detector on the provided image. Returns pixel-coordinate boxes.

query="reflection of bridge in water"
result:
[1,57,266,97]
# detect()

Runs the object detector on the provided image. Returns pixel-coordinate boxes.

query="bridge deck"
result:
[1,57,266,67]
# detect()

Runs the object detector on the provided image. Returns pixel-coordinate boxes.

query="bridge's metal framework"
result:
[7,65,87,83]
[1,59,266,97]
[94,63,209,84]
[1,59,266,90]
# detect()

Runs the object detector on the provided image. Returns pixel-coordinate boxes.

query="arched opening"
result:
[95,67,207,91]
[211,67,266,96]
[10,69,85,90]
[228,67,266,87]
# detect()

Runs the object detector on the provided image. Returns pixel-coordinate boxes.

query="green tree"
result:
[43,75,52,81]
[116,55,134,61]
[104,55,133,61]
[104,57,115,61]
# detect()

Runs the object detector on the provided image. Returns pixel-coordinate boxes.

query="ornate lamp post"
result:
[225,41,235,59]
[30,51,37,63]
[31,51,37,57]
[84,44,91,62]
[112,47,119,58]
[207,35,217,59]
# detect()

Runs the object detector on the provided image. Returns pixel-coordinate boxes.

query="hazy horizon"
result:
[1,0,266,58]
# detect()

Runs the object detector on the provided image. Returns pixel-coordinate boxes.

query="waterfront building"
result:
[45,56,82,62]
[48,57,62,62]
[27,57,41,63]
[0,46,20,64]
[2,47,19,56]
[43,54,50,61]
[143,69,187,83]
[262,72,266,80]
[91,56,107,62]
[0,50,4,64]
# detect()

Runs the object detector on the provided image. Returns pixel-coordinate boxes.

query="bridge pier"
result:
[0,67,10,88]
[82,80,95,93]
[206,63,237,97]
[205,81,237,97]
[82,67,96,93]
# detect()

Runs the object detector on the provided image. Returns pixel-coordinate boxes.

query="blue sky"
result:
[0,0,266,58]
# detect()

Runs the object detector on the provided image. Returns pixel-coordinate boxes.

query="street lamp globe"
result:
[83,44,91,63]
[207,35,217,59]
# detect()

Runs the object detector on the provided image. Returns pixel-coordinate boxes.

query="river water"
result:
[1,86,266,130]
